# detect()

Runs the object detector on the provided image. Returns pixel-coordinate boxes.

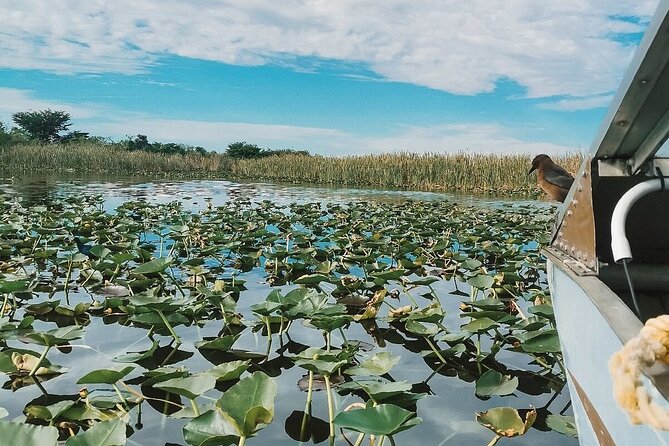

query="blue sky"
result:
[0,1,660,155]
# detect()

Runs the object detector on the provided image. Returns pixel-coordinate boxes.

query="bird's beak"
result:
[528,166,536,175]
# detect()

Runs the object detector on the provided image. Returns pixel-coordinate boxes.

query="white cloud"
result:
[84,115,351,153]
[87,113,577,156]
[363,122,576,155]
[539,94,614,111]
[0,87,100,120]
[0,1,660,98]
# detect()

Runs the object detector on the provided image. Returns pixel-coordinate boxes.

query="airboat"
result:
[545,0,669,444]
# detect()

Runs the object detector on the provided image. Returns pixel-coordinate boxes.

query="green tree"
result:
[12,109,72,143]
[226,141,265,159]
[0,122,11,147]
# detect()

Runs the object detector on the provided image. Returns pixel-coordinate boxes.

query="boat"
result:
[545,0,669,444]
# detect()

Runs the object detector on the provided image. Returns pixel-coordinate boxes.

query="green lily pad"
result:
[546,414,578,437]
[462,317,499,333]
[0,421,58,446]
[405,320,439,336]
[195,335,240,351]
[205,360,250,381]
[77,366,135,384]
[65,419,126,446]
[154,374,217,400]
[467,274,494,289]
[520,330,561,353]
[25,400,75,421]
[132,257,173,274]
[334,403,422,436]
[22,325,84,347]
[216,371,277,437]
[183,408,239,446]
[346,352,400,376]
[112,340,159,363]
[475,370,519,397]
[476,407,536,437]
[293,273,330,285]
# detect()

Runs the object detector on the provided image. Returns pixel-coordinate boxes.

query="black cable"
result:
[656,166,665,190]
[622,258,642,320]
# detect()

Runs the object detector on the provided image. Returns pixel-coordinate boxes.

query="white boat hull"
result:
[547,253,669,446]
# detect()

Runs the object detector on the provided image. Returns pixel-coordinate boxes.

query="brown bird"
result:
[528,154,574,202]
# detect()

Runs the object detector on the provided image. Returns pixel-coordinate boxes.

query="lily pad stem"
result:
[264,317,273,357]
[324,374,335,438]
[475,334,483,375]
[0,293,8,316]
[155,309,181,345]
[28,346,50,377]
[166,270,186,298]
[425,338,447,364]
[190,398,200,417]
[304,370,314,414]
[64,258,73,304]
[237,435,247,446]
[338,327,348,344]
[486,434,502,446]
[352,433,365,446]
[112,383,130,412]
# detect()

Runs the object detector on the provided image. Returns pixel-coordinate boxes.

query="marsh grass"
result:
[0,142,231,177]
[231,152,583,196]
[1,143,582,196]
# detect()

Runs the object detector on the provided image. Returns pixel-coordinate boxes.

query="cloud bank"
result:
[0,1,659,100]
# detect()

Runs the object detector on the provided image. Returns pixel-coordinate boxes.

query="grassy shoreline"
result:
[0,142,582,196]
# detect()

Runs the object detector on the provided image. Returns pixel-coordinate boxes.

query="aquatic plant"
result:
[0,192,576,444]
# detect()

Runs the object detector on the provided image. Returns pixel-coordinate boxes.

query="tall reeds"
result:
[0,143,231,177]
[0,143,583,196]
[231,152,583,196]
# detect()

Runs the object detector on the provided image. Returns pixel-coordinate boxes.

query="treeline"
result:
[0,109,311,159]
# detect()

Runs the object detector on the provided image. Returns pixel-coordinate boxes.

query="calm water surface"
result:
[0,174,575,446]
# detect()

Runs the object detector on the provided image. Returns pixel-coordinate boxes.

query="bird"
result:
[528,154,574,202]
[73,236,93,256]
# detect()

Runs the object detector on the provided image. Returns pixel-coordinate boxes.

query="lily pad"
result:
[0,421,58,446]
[346,352,400,376]
[334,403,422,436]
[154,374,217,400]
[77,366,135,384]
[476,407,536,437]
[475,370,519,397]
[216,371,277,437]
[65,419,126,446]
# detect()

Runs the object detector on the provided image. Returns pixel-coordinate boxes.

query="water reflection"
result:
[0,173,546,211]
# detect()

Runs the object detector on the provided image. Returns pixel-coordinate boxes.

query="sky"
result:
[0,0,662,156]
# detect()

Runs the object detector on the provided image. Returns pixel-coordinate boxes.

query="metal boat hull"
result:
[547,253,669,446]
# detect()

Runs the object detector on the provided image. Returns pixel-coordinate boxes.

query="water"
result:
[0,174,575,446]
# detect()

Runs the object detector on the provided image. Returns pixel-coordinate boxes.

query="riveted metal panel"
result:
[551,159,597,273]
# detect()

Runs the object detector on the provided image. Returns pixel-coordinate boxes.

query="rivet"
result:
[572,199,578,206]
[618,120,628,126]
[640,79,649,85]
[567,210,573,216]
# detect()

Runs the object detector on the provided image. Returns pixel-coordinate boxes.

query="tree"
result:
[225,141,264,159]
[126,134,152,151]
[12,109,72,143]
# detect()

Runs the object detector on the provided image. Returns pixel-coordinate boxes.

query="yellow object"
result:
[610,315,669,429]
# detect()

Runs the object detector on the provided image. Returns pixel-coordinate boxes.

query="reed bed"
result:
[0,143,231,177]
[231,152,583,196]
[0,143,583,197]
